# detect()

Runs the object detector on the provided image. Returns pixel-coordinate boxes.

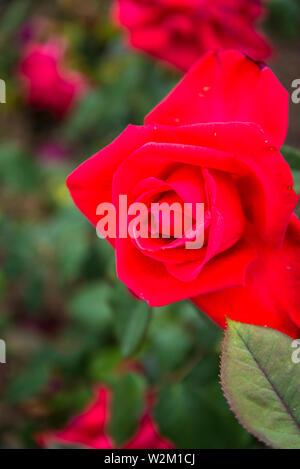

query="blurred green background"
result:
[0,0,299,449]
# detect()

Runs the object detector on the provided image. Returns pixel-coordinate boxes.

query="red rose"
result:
[37,386,174,449]
[113,0,272,71]
[67,50,300,338]
[19,41,87,118]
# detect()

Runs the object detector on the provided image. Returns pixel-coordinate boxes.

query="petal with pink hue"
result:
[114,0,160,28]
[19,41,87,118]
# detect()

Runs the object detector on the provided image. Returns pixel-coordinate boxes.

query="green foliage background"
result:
[0,0,299,449]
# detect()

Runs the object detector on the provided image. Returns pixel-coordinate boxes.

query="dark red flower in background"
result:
[113,0,272,71]
[37,386,174,449]
[67,50,300,339]
[19,41,87,118]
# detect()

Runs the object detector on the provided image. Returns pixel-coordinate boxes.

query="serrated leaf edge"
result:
[220,320,300,449]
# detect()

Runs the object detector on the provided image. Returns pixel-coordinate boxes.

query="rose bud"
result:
[19,40,87,119]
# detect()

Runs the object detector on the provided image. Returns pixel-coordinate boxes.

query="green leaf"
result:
[0,143,40,193]
[62,89,104,142]
[178,302,222,351]
[0,0,31,43]
[267,0,300,38]
[68,283,113,330]
[6,367,49,404]
[109,373,146,446]
[88,348,122,382]
[281,145,300,170]
[111,282,140,338]
[0,269,5,300]
[121,303,152,357]
[291,169,300,194]
[221,320,300,449]
[36,206,90,284]
[111,282,152,356]
[155,379,252,449]
[5,348,59,404]
[50,387,93,421]
[149,323,192,373]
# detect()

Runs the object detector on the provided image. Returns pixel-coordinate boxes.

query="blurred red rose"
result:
[19,41,87,118]
[67,50,300,339]
[113,0,272,71]
[36,386,174,449]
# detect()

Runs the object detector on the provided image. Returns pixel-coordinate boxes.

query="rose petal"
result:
[67,125,156,244]
[116,236,257,305]
[192,216,300,339]
[146,50,288,148]
[36,387,112,449]
[166,168,245,282]
[112,125,298,247]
